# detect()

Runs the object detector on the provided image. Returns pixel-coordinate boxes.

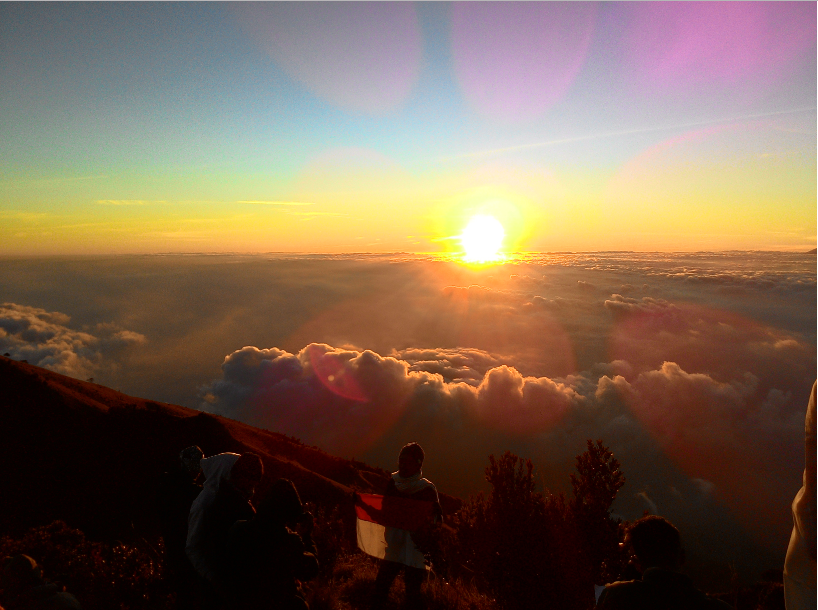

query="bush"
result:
[442,441,628,610]
[0,520,170,610]
[306,551,500,610]
[570,439,627,586]
[305,500,358,576]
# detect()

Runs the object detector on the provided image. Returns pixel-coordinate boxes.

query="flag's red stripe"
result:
[355,493,434,531]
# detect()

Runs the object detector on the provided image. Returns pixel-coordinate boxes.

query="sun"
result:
[460,215,505,262]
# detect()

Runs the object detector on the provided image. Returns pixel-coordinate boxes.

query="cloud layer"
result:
[201,331,808,563]
[1,252,813,579]
[0,303,146,379]
[200,343,581,455]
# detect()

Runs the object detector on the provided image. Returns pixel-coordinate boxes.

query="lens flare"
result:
[460,215,505,262]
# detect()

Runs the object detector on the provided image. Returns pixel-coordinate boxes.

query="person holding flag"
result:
[355,442,442,610]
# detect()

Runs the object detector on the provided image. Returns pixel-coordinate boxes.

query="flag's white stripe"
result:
[356,518,429,570]
[357,517,388,559]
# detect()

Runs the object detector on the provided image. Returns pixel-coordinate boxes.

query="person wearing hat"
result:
[225,478,319,610]
[0,554,81,610]
[156,446,203,610]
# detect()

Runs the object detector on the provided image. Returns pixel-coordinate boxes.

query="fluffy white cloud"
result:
[603,294,675,315]
[607,297,814,395]
[0,303,146,379]
[201,343,583,456]
[471,364,580,433]
[202,344,432,457]
[526,295,577,311]
[396,346,504,383]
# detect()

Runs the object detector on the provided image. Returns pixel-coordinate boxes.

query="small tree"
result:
[570,440,625,515]
[570,440,627,586]
[449,452,588,610]
[485,452,541,525]
[445,443,628,610]
[484,453,547,610]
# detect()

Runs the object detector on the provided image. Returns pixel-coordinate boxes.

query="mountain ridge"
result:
[0,355,461,542]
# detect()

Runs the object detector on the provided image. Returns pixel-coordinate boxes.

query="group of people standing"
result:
[157,441,442,610]
[157,449,318,610]
[154,412,818,610]
[158,443,442,610]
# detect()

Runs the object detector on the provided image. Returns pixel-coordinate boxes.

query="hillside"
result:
[0,355,461,542]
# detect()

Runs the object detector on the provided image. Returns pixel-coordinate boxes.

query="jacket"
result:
[186,453,240,582]
[597,568,731,610]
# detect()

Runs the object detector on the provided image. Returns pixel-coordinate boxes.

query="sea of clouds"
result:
[0,302,146,380]
[0,251,814,582]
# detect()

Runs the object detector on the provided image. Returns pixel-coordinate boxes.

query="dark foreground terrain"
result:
[0,355,460,541]
[0,356,786,610]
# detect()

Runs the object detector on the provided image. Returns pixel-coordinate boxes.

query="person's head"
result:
[626,515,684,571]
[398,442,424,478]
[1,555,42,598]
[229,453,264,498]
[257,478,308,526]
[179,445,204,477]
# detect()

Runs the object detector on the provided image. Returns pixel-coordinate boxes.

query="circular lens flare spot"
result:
[460,215,505,262]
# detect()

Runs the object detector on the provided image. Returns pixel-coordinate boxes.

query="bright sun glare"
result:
[460,215,505,263]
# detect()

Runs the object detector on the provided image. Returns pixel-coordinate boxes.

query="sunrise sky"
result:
[1,2,815,255]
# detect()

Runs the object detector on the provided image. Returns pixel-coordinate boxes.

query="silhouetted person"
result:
[226,478,319,610]
[0,554,81,610]
[186,452,263,610]
[784,381,816,610]
[596,516,730,609]
[371,442,442,610]
[157,446,203,610]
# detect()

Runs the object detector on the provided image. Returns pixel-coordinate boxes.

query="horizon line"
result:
[0,248,815,259]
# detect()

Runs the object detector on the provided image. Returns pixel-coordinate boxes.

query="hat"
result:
[179,446,204,474]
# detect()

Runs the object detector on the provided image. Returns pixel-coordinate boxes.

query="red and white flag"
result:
[355,493,434,569]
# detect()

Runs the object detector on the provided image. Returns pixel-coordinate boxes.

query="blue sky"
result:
[1,2,815,253]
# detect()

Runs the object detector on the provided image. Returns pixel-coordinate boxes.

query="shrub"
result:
[0,520,170,610]
[570,439,627,586]
[443,441,628,610]
[306,551,500,610]
[305,500,358,575]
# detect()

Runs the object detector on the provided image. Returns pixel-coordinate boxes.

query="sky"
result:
[0,251,815,586]
[1,1,816,254]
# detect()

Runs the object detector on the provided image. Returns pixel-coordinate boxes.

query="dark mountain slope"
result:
[0,356,460,542]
